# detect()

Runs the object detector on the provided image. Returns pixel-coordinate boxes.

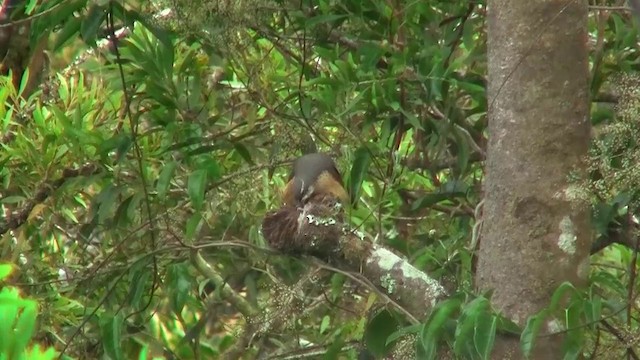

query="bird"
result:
[282,153,349,207]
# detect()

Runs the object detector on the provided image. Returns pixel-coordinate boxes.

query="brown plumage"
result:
[282,153,348,207]
[262,153,351,260]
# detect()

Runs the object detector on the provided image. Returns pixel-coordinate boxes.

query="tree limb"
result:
[261,197,447,320]
[0,163,101,235]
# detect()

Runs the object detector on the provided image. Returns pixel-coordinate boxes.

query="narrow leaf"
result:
[127,268,151,310]
[188,169,208,211]
[349,147,371,205]
[474,314,497,360]
[386,324,422,345]
[420,296,464,359]
[520,310,549,358]
[11,300,37,356]
[100,314,124,360]
[364,310,398,356]
[167,263,191,314]
[156,161,177,199]
[81,4,106,46]
[0,264,12,281]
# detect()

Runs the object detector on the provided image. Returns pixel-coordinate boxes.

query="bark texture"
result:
[477,0,591,358]
[262,198,447,320]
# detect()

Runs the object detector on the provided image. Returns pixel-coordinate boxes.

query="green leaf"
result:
[592,201,615,236]
[582,293,601,328]
[233,143,254,165]
[167,263,192,315]
[0,264,12,281]
[323,334,345,360]
[95,184,121,224]
[400,108,424,131]
[371,82,380,110]
[357,42,385,70]
[25,344,57,359]
[146,82,177,108]
[176,45,199,74]
[25,0,38,14]
[18,68,30,98]
[386,323,422,346]
[330,273,345,301]
[364,310,398,356]
[474,313,497,360]
[185,212,202,241]
[349,147,372,205]
[138,346,149,360]
[121,7,173,51]
[97,133,131,164]
[416,340,430,360]
[53,16,82,51]
[420,295,464,359]
[197,157,222,180]
[127,267,151,310]
[411,181,467,211]
[320,315,330,334]
[429,58,446,100]
[156,161,177,199]
[78,214,98,240]
[12,299,37,356]
[81,4,106,46]
[304,14,348,28]
[411,193,452,211]
[452,125,471,175]
[548,282,579,312]
[113,195,135,227]
[166,136,204,152]
[454,297,492,359]
[561,300,584,360]
[0,288,20,355]
[100,313,124,360]
[521,310,549,358]
[590,271,626,296]
[300,96,313,118]
[30,0,88,48]
[495,314,521,336]
[187,145,217,157]
[0,196,26,204]
[188,169,208,211]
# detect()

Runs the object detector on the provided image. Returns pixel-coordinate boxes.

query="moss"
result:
[558,216,577,255]
[584,73,640,209]
[380,273,396,294]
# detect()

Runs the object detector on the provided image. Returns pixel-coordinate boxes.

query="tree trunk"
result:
[476,0,591,358]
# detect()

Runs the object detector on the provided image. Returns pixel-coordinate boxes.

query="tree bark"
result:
[477,0,591,358]
[261,199,448,321]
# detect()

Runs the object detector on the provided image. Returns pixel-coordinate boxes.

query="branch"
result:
[0,163,101,235]
[261,197,447,320]
[402,151,485,172]
[190,251,259,359]
[190,251,256,318]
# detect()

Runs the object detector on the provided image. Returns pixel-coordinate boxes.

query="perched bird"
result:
[282,153,349,207]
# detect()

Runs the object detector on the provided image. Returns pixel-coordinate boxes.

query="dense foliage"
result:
[1,0,640,359]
